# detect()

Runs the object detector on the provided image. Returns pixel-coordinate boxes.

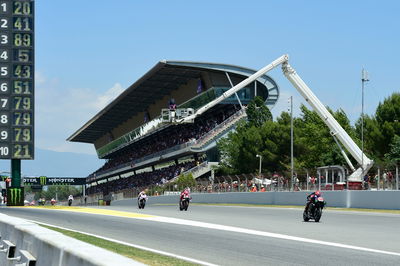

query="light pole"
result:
[361,69,369,181]
[289,96,294,191]
[256,154,262,178]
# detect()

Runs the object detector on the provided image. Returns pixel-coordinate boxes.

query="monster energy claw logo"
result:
[39,176,47,186]
[10,188,22,205]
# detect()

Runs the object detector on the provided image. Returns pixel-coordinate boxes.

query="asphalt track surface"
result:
[1,201,400,266]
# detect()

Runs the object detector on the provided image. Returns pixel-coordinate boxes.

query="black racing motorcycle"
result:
[138,197,146,209]
[303,196,326,222]
[179,195,190,211]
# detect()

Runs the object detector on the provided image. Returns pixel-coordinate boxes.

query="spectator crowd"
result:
[88,105,239,177]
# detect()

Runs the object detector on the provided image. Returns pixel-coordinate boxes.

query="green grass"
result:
[39,224,198,266]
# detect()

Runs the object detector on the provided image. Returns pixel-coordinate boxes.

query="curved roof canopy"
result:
[67,61,279,143]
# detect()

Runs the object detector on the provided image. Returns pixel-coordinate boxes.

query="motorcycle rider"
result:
[138,190,148,201]
[305,190,321,212]
[180,187,191,203]
[68,194,74,206]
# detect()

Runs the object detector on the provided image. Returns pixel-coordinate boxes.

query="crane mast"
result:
[177,55,373,182]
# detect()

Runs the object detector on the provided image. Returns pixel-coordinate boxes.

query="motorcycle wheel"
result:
[314,208,322,222]
[303,210,309,222]
[184,202,189,211]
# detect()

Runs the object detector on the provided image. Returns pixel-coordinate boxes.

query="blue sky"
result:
[30,0,400,160]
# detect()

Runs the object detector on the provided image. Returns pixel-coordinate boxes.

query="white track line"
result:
[29,208,400,257]
[26,219,218,266]
[139,216,400,257]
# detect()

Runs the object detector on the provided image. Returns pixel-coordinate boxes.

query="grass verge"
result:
[39,224,198,266]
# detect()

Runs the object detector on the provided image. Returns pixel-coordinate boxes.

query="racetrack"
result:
[1,201,399,265]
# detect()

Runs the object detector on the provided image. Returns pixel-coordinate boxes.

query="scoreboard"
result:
[0,0,34,159]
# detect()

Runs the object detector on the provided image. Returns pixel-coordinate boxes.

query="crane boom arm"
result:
[176,55,288,123]
[178,54,373,181]
[282,61,373,181]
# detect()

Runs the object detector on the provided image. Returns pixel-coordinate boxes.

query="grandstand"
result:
[67,61,279,196]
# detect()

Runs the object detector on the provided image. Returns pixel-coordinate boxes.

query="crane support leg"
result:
[282,61,373,182]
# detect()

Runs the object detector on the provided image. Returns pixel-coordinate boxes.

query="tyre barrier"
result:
[0,214,144,266]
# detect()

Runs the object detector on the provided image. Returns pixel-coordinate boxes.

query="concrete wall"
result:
[0,214,143,266]
[127,191,400,210]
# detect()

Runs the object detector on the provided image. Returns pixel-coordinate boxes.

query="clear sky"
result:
[33,0,399,157]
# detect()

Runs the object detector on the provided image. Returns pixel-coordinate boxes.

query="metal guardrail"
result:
[191,109,246,150]
[0,214,144,266]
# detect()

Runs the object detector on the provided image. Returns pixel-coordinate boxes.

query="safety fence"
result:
[79,164,400,206]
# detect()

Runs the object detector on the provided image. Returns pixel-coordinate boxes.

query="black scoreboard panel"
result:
[0,0,34,159]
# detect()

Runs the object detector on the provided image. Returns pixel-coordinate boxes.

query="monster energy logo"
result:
[9,188,22,205]
[39,176,47,186]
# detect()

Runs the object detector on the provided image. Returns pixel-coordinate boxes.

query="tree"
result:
[175,172,196,190]
[217,102,358,176]
[375,93,400,157]
[385,135,400,167]
[246,96,272,127]
[34,185,81,201]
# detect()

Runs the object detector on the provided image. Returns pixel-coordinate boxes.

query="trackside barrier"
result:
[113,191,400,210]
[0,214,144,266]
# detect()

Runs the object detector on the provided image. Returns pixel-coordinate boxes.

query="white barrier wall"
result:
[0,214,143,266]
[115,191,400,210]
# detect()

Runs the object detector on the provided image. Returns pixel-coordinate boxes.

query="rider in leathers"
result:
[305,190,321,212]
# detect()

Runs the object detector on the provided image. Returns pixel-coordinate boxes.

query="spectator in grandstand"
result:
[169,98,177,110]
[251,184,257,192]
[260,185,266,192]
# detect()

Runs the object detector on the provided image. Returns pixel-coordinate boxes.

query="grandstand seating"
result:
[86,105,242,196]
[89,106,239,176]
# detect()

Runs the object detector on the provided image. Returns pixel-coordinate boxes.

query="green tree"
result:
[246,96,272,127]
[217,103,358,176]
[35,185,81,201]
[374,93,400,157]
[293,105,357,169]
[175,173,196,190]
[385,135,400,167]
[355,114,383,162]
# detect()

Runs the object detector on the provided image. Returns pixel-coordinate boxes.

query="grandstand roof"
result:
[67,61,279,144]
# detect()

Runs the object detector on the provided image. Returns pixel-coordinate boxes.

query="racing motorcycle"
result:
[179,195,190,211]
[138,195,147,209]
[303,195,326,222]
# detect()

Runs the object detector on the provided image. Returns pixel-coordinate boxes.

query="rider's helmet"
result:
[315,190,321,196]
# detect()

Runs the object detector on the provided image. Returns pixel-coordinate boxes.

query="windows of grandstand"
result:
[214,87,252,103]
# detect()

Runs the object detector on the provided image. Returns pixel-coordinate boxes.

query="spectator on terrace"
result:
[383,171,387,189]
[363,174,369,190]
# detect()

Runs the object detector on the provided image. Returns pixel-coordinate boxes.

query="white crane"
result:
[176,54,373,183]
